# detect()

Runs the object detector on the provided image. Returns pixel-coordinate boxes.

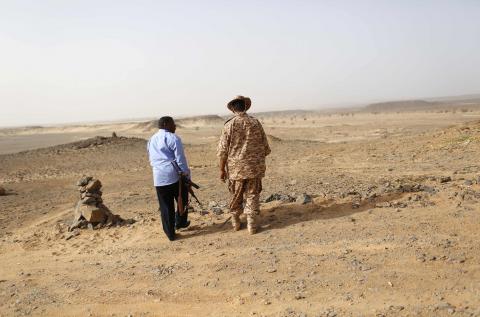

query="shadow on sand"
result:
[177,192,406,239]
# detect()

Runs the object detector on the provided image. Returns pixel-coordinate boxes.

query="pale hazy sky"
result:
[1,0,479,126]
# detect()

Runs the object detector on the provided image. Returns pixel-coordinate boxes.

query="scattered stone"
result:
[266,268,277,273]
[265,193,296,203]
[398,183,423,193]
[464,179,473,186]
[294,293,305,300]
[296,193,312,205]
[422,186,437,194]
[416,253,426,262]
[212,207,224,215]
[388,305,405,312]
[392,201,407,208]
[435,302,456,312]
[65,230,80,240]
[447,256,466,264]
[325,309,337,317]
[439,176,452,183]
[375,202,391,208]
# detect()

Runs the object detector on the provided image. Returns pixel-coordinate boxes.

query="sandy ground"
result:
[0,111,479,317]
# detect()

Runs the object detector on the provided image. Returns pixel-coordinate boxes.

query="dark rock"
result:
[212,207,224,215]
[81,196,102,205]
[439,176,452,183]
[85,179,102,193]
[0,187,5,196]
[399,183,422,193]
[375,202,391,208]
[421,186,437,194]
[392,201,407,208]
[82,192,102,199]
[265,193,295,203]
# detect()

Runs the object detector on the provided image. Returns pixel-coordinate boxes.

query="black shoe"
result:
[175,220,190,230]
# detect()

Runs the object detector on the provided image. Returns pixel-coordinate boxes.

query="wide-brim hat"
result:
[227,95,251,112]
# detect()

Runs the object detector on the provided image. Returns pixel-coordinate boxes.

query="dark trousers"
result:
[155,181,188,241]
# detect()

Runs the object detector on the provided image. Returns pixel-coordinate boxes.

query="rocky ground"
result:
[0,112,479,316]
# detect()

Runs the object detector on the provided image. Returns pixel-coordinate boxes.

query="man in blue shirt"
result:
[147,116,191,241]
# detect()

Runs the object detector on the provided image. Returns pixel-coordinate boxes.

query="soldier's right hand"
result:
[220,170,227,182]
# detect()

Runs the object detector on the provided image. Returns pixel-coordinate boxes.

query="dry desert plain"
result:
[0,110,480,317]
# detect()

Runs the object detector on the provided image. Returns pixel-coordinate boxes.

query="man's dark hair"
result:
[231,99,246,112]
[158,116,174,129]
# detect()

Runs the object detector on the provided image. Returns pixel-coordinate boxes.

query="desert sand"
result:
[1,109,480,316]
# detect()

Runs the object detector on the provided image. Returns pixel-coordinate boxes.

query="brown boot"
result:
[247,215,257,235]
[231,215,241,231]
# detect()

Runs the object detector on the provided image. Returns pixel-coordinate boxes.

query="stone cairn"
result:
[69,176,128,231]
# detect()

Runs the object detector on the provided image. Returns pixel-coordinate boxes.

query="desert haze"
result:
[1,99,480,316]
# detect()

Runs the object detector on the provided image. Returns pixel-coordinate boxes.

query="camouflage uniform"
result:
[217,112,271,233]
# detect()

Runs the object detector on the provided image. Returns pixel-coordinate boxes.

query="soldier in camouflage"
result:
[217,95,271,234]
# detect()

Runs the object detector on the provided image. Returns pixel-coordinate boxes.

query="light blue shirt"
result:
[147,129,190,187]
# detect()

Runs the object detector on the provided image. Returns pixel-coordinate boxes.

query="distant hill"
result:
[176,115,224,127]
[362,95,480,113]
[426,93,480,103]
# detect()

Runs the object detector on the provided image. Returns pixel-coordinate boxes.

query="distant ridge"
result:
[362,95,480,113]
[363,100,439,112]
[176,115,224,127]
[425,93,480,102]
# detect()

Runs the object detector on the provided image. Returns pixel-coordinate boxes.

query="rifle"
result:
[172,162,203,215]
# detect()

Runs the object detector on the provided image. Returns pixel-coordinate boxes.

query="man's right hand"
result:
[219,157,227,182]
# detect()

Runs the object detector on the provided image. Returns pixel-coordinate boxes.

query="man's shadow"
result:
[177,192,406,239]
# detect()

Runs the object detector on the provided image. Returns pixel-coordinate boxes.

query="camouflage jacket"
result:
[217,113,271,180]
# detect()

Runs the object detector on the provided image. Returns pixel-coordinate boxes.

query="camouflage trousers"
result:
[228,177,262,233]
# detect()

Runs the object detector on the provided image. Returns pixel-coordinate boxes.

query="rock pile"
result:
[69,176,129,231]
